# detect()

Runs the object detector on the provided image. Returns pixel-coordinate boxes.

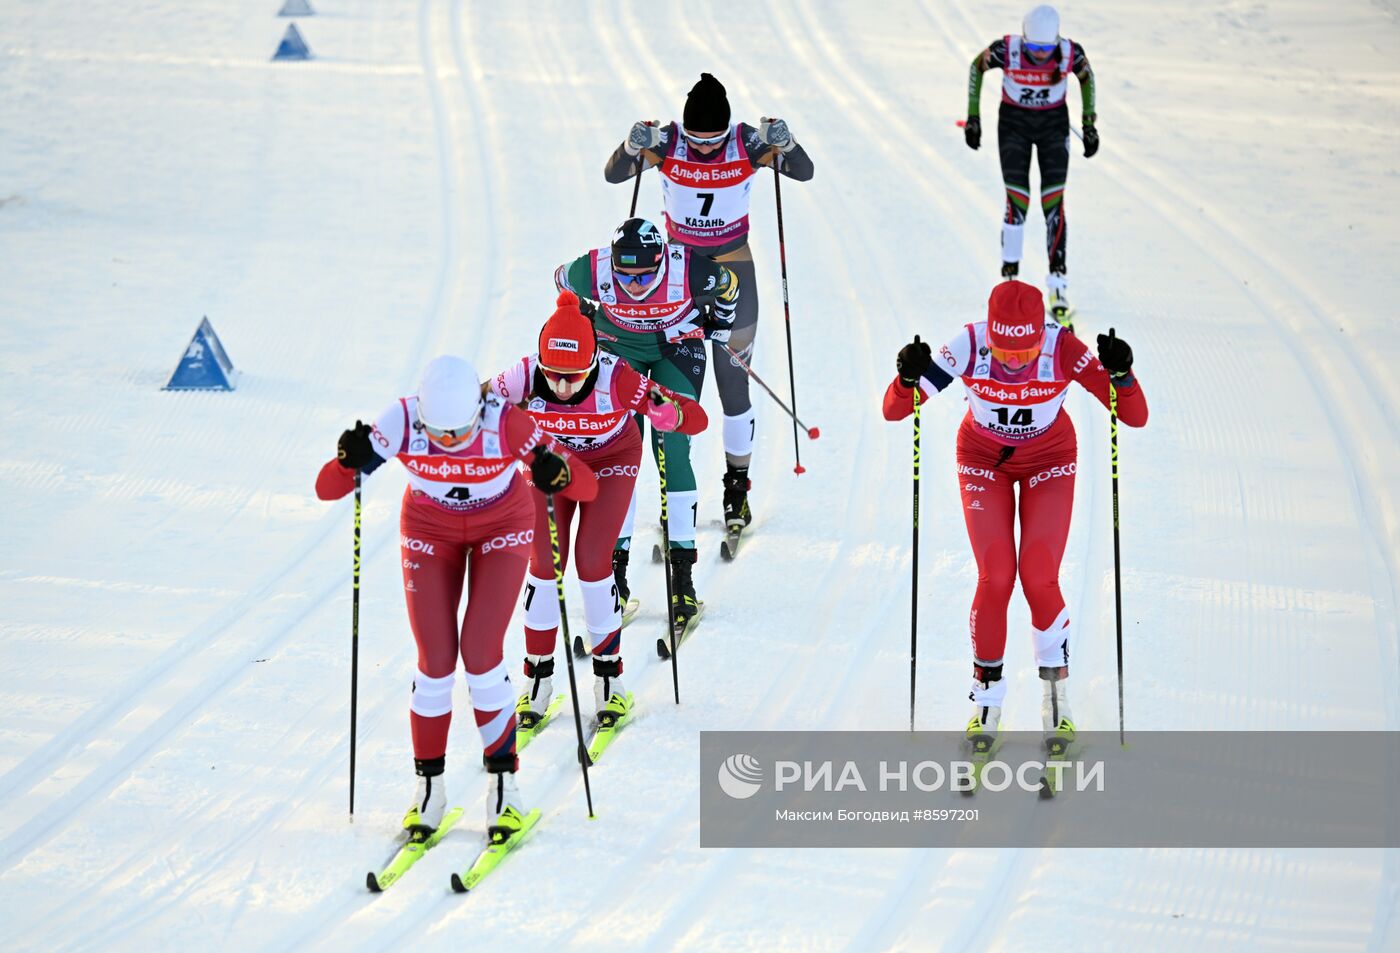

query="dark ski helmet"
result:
[611,218,666,269]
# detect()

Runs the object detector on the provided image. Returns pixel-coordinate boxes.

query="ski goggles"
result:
[615,267,660,287]
[682,128,729,146]
[420,417,480,448]
[989,343,1043,371]
[539,361,595,385]
[1023,39,1058,54]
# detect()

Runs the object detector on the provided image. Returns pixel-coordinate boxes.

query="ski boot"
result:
[722,464,752,532]
[668,548,701,627]
[1001,260,1019,279]
[612,547,631,603]
[593,656,633,727]
[1040,666,1076,754]
[484,756,529,842]
[403,757,446,835]
[515,654,554,730]
[1047,271,1074,333]
[964,704,1001,753]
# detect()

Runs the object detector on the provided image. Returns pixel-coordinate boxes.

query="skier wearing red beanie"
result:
[487,291,708,746]
[883,281,1147,745]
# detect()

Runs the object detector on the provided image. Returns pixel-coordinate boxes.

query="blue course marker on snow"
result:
[164,317,238,391]
[278,0,314,16]
[272,23,312,60]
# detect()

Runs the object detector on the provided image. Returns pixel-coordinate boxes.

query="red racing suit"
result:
[488,351,707,663]
[316,393,596,770]
[883,322,1147,691]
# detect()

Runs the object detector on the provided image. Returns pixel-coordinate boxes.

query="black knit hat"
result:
[683,73,730,131]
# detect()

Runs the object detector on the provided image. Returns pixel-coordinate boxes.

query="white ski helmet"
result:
[416,355,483,445]
[1022,5,1061,45]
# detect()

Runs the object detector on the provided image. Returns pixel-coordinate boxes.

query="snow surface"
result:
[2,0,1398,949]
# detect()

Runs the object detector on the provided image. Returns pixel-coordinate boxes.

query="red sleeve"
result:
[315,458,357,500]
[882,376,929,421]
[614,361,709,436]
[1059,335,1149,428]
[500,403,599,503]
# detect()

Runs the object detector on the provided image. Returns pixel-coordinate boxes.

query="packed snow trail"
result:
[1,1,1397,951]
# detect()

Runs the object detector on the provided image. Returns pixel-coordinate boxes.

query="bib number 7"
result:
[696,192,715,216]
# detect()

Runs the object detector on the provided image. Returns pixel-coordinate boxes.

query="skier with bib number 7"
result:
[882,281,1147,747]
[965,5,1097,328]
[486,291,708,746]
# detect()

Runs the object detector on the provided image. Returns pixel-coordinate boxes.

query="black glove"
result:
[1096,328,1133,379]
[1082,121,1099,159]
[964,116,981,150]
[337,421,376,470]
[530,446,572,492]
[896,335,933,386]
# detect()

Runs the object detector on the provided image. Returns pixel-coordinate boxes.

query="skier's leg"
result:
[997,109,1034,276]
[649,338,705,554]
[957,456,1017,720]
[1017,447,1077,732]
[518,490,575,723]
[1038,111,1072,316]
[710,257,759,471]
[398,500,467,830]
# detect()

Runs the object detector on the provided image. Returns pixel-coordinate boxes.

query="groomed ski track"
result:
[1,1,1397,951]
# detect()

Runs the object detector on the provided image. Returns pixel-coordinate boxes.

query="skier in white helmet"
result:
[965,5,1098,331]
[316,355,598,842]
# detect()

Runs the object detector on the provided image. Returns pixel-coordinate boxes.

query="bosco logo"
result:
[1028,463,1077,488]
[480,530,534,554]
[597,464,640,479]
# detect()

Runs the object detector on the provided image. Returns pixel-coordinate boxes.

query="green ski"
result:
[585,692,635,763]
[959,733,1002,797]
[449,808,543,893]
[366,806,464,892]
[657,600,705,659]
[517,694,564,751]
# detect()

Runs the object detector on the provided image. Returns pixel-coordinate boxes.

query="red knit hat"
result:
[986,280,1046,352]
[538,290,597,371]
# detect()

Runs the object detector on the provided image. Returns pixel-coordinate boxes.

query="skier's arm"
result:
[1062,333,1148,427]
[604,122,667,184]
[486,356,533,405]
[882,330,972,421]
[502,403,599,502]
[554,256,601,319]
[614,359,709,437]
[743,123,814,181]
[315,402,400,500]
[966,40,1007,118]
[1072,42,1096,124]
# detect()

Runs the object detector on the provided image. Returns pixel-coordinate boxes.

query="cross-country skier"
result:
[606,72,814,537]
[965,5,1097,327]
[554,218,736,630]
[486,291,708,733]
[882,281,1146,744]
[316,355,598,838]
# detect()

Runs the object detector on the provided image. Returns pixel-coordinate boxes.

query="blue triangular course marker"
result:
[164,317,238,391]
[278,0,314,16]
[272,22,311,61]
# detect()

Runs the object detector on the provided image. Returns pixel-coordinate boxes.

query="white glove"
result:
[626,120,662,156]
[759,117,795,153]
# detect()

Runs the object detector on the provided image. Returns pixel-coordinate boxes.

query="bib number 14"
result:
[992,407,1032,426]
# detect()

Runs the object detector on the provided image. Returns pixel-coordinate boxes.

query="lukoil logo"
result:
[718,753,764,799]
[548,338,579,352]
[401,536,435,555]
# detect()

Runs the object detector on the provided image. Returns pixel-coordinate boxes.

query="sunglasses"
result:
[989,344,1042,370]
[539,363,593,385]
[1023,39,1058,54]
[420,418,480,448]
[682,128,729,146]
[615,268,659,287]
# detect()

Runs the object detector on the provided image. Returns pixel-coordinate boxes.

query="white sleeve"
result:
[924,326,974,391]
[488,356,534,404]
[368,399,407,461]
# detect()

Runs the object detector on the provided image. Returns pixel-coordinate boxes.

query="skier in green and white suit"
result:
[554,218,739,626]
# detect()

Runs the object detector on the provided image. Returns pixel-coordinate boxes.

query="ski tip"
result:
[366,872,383,892]
[1038,779,1056,800]
[450,872,468,894]
[720,544,734,561]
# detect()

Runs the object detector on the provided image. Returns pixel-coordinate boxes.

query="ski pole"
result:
[910,386,921,732]
[1108,329,1125,746]
[545,492,597,817]
[773,165,805,474]
[629,159,642,218]
[718,342,820,442]
[656,431,680,703]
[350,472,361,819]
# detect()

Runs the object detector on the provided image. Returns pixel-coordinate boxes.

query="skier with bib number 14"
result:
[882,281,1147,748]
[965,5,1097,329]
